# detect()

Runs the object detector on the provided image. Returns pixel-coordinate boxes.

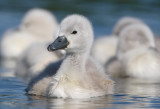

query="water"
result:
[1,0,160,109]
[1,78,160,109]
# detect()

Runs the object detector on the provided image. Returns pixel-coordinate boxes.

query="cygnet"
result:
[26,14,114,99]
[0,8,58,69]
[110,23,160,80]
[91,16,143,65]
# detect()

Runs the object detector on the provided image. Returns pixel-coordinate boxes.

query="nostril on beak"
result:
[57,36,65,43]
[47,45,51,51]
[58,38,63,42]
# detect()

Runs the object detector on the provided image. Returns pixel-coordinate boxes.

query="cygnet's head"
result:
[20,8,58,40]
[117,23,155,59]
[113,16,143,36]
[47,14,94,54]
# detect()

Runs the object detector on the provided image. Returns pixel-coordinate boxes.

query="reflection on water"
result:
[1,0,160,109]
[1,77,160,109]
[115,78,160,97]
[27,95,113,109]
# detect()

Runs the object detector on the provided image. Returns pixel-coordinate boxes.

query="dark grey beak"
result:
[47,36,69,52]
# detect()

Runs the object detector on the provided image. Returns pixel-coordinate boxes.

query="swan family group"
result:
[0,8,160,99]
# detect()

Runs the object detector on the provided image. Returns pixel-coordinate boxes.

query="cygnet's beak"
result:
[47,36,69,51]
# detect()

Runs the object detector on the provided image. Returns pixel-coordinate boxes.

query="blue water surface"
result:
[1,77,160,109]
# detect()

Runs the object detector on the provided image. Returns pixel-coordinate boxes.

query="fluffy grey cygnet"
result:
[107,23,160,81]
[91,16,143,65]
[26,14,114,99]
[0,8,58,69]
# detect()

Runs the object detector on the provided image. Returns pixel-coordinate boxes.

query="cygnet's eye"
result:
[71,30,77,34]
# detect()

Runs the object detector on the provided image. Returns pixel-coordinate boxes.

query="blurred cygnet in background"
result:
[114,17,160,52]
[112,16,143,36]
[0,30,36,69]
[91,35,118,65]
[15,42,65,82]
[20,8,58,41]
[91,16,143,65]
[0,8,58,70]
[107,23,160,81]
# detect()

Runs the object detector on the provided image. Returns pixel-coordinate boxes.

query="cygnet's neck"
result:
[57,51,89,78]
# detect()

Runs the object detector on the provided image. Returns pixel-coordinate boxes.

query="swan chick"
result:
[0,8,58,69]
[27,14,114,98]
[115,23,160,80]
[91,16,143,65]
